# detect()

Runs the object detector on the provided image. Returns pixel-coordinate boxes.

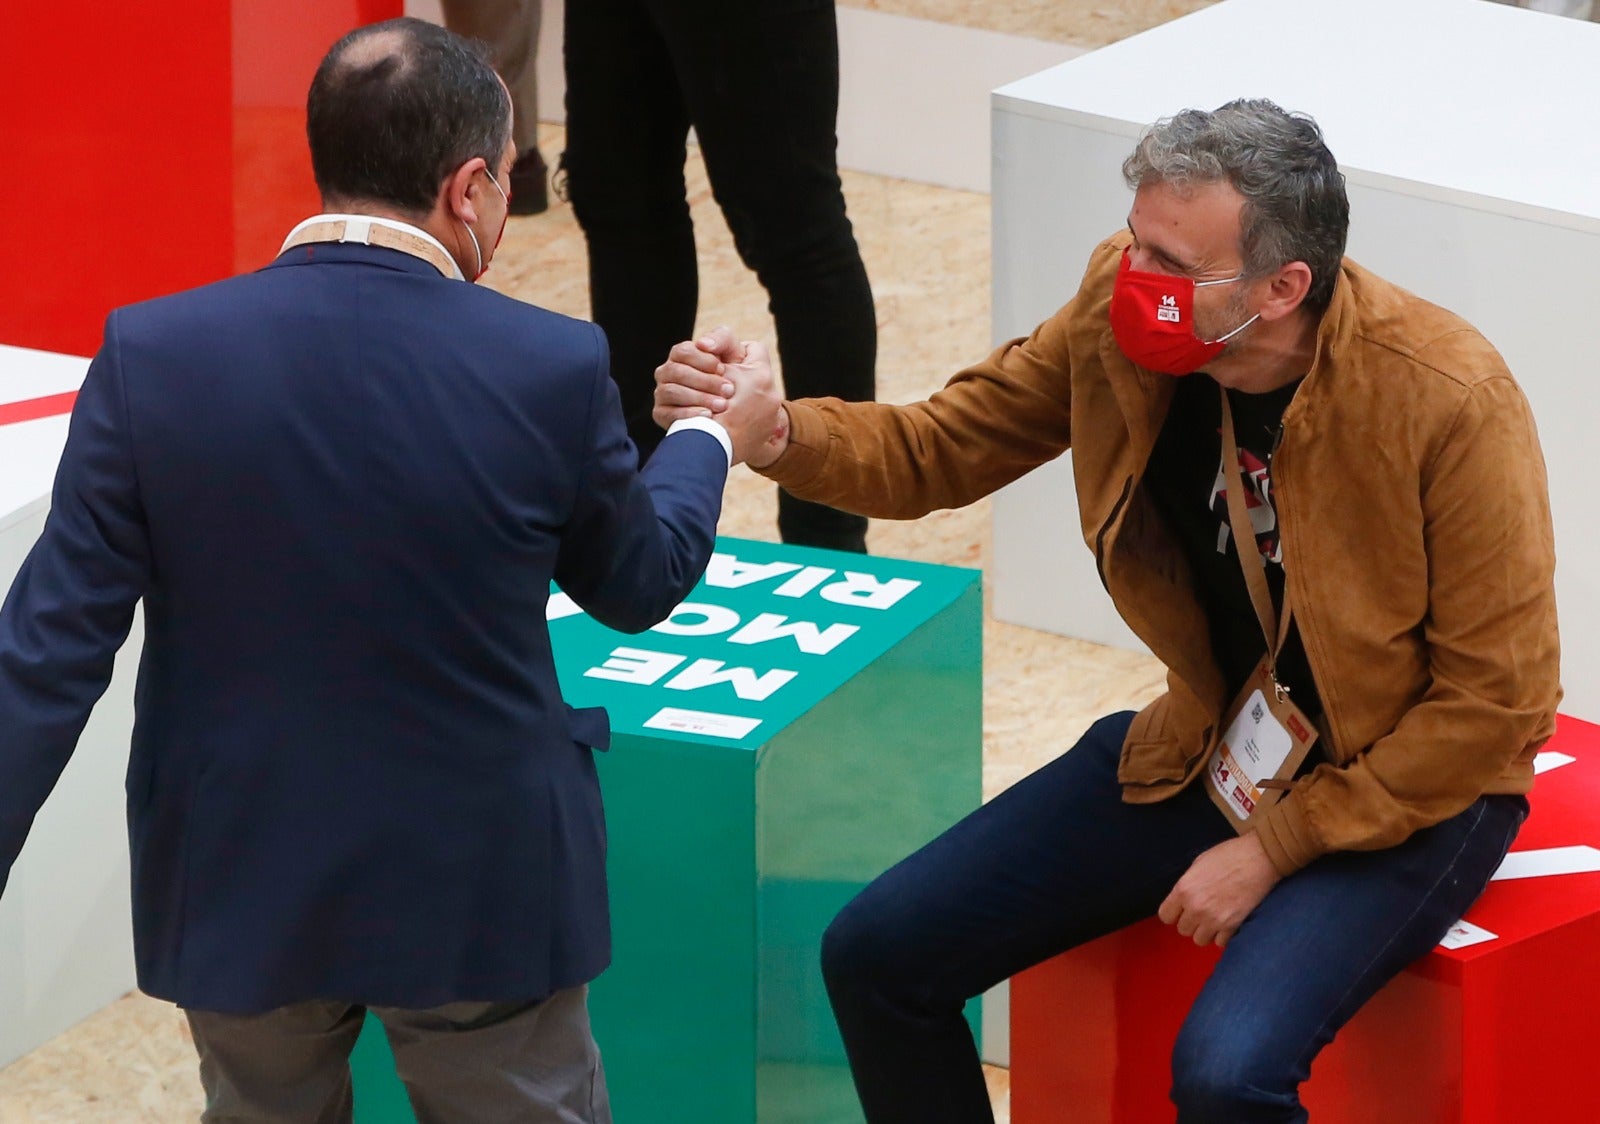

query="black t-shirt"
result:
[1141,372,1322,717]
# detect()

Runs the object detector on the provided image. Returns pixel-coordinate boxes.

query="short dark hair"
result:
[1123,99,1350,312]
[307,17,511,214]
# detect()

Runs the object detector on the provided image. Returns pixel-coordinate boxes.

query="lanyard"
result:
[1218,386,1295,699]
[280,217,461,280]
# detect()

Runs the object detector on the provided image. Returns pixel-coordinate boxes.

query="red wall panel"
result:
[0,1,401,357]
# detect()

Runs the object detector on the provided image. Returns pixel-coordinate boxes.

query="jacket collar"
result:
[263,239,452,279]
[267,213,463,279]
[1286,260,1360,427]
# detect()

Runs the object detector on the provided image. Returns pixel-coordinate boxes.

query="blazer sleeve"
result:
[0,312,152,895]
[552,324,728,633]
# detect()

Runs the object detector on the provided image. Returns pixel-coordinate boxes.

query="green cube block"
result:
[353,538,983,1123]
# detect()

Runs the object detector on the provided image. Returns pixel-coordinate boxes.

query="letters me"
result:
[550,597,862,657]
[584,648,797,702]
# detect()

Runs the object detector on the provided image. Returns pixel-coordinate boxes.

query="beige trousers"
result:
[184,985,610,1124]
[439,0,542,153]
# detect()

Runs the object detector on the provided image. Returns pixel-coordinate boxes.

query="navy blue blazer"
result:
[0,243,728,1013]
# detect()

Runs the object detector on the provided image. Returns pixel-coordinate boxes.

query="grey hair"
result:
[1122,99,1349,312]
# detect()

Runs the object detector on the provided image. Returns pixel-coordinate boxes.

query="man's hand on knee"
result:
[1158,834,1283,948]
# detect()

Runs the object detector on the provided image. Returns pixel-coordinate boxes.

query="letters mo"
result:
[558,551,924,703]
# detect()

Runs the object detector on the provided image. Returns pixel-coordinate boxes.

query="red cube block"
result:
[1013,714,1600,1124]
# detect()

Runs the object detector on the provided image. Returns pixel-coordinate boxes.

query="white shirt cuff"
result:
[665,417,733,468]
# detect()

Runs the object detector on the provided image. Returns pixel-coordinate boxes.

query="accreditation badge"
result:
[1204,655,1319,834]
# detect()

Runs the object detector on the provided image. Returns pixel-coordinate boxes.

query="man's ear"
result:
[1257,261,1313,322]
[442,157,490,226]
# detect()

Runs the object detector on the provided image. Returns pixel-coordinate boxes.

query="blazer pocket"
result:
[565,705,611,752]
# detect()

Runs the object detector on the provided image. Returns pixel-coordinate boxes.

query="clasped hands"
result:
[654,327,790,468]
[656,329,1284,947]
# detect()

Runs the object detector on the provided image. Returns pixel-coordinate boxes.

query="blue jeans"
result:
[821,711,1527,1123]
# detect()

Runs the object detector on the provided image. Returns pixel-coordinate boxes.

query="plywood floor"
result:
[842,0,1216,45]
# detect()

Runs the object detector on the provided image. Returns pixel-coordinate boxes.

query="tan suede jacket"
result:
[759,232,1561,875]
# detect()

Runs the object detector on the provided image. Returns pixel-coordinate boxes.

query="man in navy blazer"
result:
[0,17,780,1122]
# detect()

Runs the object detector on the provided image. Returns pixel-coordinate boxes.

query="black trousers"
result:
[562,0,875,552]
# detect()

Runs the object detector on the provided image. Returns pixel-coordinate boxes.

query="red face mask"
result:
[1108,248,1257,375]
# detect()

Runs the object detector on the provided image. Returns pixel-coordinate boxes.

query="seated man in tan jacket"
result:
[654,98,1559,1124]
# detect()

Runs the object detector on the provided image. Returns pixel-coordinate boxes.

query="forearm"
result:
[756,333,1077,517]
[755,398,989,519]
[556,408,728,634]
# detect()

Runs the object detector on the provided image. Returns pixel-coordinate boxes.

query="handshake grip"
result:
[654,330,790,469]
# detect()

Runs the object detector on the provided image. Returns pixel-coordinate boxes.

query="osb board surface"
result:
[843,0,1217,46]
[0,995,197,1123]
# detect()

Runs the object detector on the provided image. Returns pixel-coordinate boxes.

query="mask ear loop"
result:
[1193,272,1259,346]
[460,166,509,281]
[1207,312,1260,346]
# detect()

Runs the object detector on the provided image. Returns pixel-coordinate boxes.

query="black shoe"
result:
[508,151,549,215]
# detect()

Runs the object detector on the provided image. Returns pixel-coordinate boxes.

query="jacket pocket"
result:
[565,705,611,751]
[1117,695,1190,786]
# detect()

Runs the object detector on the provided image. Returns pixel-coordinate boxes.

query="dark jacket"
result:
[0,241,728,1012]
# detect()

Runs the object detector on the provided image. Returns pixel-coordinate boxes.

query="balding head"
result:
[307,17,511,216]
[335,26,409,72]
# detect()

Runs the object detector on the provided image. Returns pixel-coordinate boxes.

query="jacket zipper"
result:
[1094,475,1135,591]
[1267,419,1340,761]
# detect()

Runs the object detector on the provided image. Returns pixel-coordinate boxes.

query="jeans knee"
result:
[1170,1067,1251,1122]
[1170,1025,1295,1122]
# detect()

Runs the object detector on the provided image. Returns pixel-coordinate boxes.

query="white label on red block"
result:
[1439,919,1499,950]
[1491,845,1600,882]
[643,707,762,740]
[1533,751,1577,775]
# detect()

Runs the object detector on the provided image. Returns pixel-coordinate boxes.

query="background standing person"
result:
[440,0,550,213]
[562,0,876,553]
[0,18,779,1122]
